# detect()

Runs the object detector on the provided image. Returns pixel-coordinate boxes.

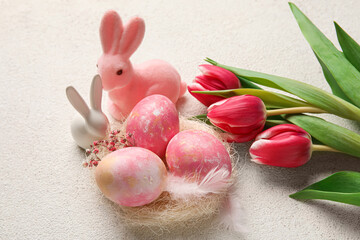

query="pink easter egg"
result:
[95,147,167,207]
[165,130,232,182]
[126,94,180,159]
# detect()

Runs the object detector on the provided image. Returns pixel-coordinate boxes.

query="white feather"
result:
[165,167,232,200]
[165,168,246,232]
[217,185,247,232]
[199,167,231,193]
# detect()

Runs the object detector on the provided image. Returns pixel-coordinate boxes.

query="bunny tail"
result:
[217,186,247,233]
[165,167,232,200]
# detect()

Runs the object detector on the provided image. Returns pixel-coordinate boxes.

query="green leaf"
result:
[267,115,286,121]
[289,2,360,107]
[237,76,263,89]
[192,88,310,109]
[265,119,290,127]
[290,171,360,206]
[335,22,360,72]
[285,114,360,158]
[191,114,213,126]
[314,52,352,102]
[205,58,360,122]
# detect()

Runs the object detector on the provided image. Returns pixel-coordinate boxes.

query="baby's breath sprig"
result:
[83,130,135,168]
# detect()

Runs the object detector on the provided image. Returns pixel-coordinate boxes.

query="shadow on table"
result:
[305,201,360,234]
[123,219,245,240]
[351,120,360,131]
[249,151,360,189]
[246,150,360,233]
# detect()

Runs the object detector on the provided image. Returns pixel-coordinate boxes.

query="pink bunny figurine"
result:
[97,11,187,120]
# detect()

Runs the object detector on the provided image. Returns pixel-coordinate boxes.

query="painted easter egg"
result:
[95,147,167,207]
[165,130,232,182]
[126,94,179,158]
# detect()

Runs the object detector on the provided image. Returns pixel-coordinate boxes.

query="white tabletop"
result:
[1,0,360,239]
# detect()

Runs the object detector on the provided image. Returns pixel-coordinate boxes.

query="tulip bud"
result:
[249,124,312,168]
[207,95,267,142]
[188,64,241,106]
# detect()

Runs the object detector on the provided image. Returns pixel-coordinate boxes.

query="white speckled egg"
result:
[95,147,167,207]
[126,95,179,158]
[165,130,232,182]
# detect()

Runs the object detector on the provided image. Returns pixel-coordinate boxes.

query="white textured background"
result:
[1,0,360,239]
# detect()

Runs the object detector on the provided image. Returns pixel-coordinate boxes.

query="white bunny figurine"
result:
[97,10,187,120]
[66,75,109,149]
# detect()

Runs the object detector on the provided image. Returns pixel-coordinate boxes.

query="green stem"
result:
[191,114,212,125]
[192,114,207,120]
[312,144,340,153]
[266,107,326,117]
[265,119,289,126]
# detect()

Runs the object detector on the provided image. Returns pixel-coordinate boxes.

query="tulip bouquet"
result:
[189,3,360,207]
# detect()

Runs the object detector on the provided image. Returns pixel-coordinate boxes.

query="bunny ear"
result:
[90,75,103,111]
[66,86,90,119]
[100,10,123,54]
[118,16,145,59]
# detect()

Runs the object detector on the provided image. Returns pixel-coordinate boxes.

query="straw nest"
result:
[88,116,239,230]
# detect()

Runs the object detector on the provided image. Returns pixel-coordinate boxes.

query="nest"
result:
[87,116,240,230]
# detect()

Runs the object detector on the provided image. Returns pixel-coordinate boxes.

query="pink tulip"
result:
[207,95,267,142]
[249,124,312,168]
[188,64,241,106]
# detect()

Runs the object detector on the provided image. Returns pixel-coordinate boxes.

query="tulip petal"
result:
[207,98,228,111]
[250,138,311,167]
[210,118,265,135]
[249,139,270,151]
[250,158,265,165]
[188,84,225,107]
[207,95,267,138]
[189,64,242,106]
[223,130,260,143]
[250,124,312,168]
[255,124,310,141]
[194,75,227,90]
[207,96,266,128]
[199,64,240,89]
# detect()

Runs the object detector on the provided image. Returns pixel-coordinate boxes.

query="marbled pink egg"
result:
[95,147,167,207]
[126,94,179,158]
[165,130,232,182]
